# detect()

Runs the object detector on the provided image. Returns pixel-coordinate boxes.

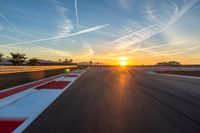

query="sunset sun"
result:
[120,60,127,66]
[119,57,128,66]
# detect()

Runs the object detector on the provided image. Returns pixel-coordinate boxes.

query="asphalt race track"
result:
[24,68,200,133]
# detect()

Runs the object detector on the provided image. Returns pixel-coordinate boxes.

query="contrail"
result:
[75,0,79,29]
[142,41,187,50]
[0,13,40,40]
[108,25,155,45]
[0,13,19,32]
[2,24,109,46]
[0,34,43,48]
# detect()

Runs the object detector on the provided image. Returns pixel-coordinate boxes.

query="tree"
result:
[89,61,92,66]
[64,58,73,64]
[28,58,40,66]
[9,53,27,65]
[64,59,68,62]
[69,59,73,64]
[0,53,3,63]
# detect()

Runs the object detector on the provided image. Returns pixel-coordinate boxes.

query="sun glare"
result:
[119,57,128,66]
[119,57,128,61]
[120,61,127,66]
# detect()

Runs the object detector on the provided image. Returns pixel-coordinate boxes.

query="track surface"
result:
[24,68,200,133]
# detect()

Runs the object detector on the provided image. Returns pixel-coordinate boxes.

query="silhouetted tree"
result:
[89,61,92,66]
[69,59,73,64]
[64,58,73,64]
[64,59,68,62]
[28,58,40,66]
[9,53,27,65]
[0,53,3,63]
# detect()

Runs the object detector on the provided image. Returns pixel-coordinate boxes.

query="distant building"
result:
[157,62,168,66]
[156,61,181,66]
[168,61,181,66]
[0,58,11,65]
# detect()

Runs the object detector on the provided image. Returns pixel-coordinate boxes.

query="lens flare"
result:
[120,61,127,66]
[119,57,128,61]
[119,57,128,66]
[65,69,71,74]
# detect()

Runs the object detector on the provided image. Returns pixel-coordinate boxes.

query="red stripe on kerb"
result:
[36,81,71,90]
[0,74,64,99]
[65,75,78,77]
[0,119,25,133]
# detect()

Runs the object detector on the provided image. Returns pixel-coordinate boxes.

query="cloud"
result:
[107,0,199,53]
[0,34,23,42]
[0,13,40,39]
[39,46,71,57]
[0,34,38,47]
[118,0,133,10]
[0,24,3,31]
[72,24,109,35]
[106,0,134,10]
[105,40,190,58]
[108,25,155,48]
[0,45,71,61]
[81,44,94,57]
[53,0,73,36]
[142,41,188,51]
[146,0,198,32]
[1,24,109,46]
[113,40,138,49]
[139,0,199,56]
[149,43,200,56]
[74,43,94,59]
[0,13,19,32]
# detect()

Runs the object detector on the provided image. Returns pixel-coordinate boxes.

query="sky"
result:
[0,0,200,65]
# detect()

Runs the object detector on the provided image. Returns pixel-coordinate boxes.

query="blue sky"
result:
[0,0,200,64]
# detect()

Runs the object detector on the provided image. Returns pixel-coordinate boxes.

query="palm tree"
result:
[9,53,27,65]
[89,61,92,66]
[64,59,68,62]
[69,59,73,64]
[64,58,73,64]
[28,58,40,66]
[0,53,3,63]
